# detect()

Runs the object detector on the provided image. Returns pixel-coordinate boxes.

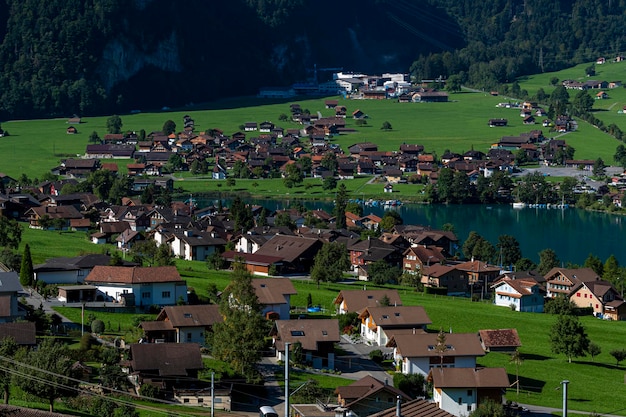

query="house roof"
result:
[428,367,510,389]
[271,319,340,351]
[0,322,36,345]
[359,306,431,328]
[368,398,455,417]
[388,332,485,359]
[85,266,183,284]
[333,289,402,313]
[335,375,410,406]
[129,343,203,376]
[478,329,522,349]
[34,254,131,272]
[254,235,322,263]
[221,250,283,266]
[156,304,223,328]
[252,278,297,305]
[0,272,23,293]
[0,404,77,417]
[544,267,600,284]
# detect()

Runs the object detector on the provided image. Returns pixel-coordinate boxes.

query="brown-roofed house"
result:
[428,367,510,416]
[333,289,402,315]
[368,398,455,417]
[335,375,411,416]
[478,329,521,353]
[252,278,297,320]
[387,332,486,376]
[128,343,204,390]
[85,265,187,306]
[359,306,431,346]
[254,235,323,274]
[271,319,340,368]
[141,304,223,345]
[544,267,600,298]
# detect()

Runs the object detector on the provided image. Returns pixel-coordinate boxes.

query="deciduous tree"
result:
[310,242,350,288]
[550,314,590,363]
[334,183,348,229]
[106,115,123,134]
[208,262,267,381]
[538,248,560,275]
[13,338,79,412]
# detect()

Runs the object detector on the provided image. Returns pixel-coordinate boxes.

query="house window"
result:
[584,294,587,298]
[198,398,203,403]
[596,304,599,309]
[187,333,192,341]
[458,397,462,405]
[184,399,189,403]
[142,292,150,299]
[577,293,580,297]
[467,390,472,396]
[162,291,171,298]
[467,405,472,412]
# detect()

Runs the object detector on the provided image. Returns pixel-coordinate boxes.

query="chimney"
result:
[384,378,388,386]
[396,396,402,417]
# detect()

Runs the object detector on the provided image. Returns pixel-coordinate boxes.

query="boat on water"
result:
[512,202,527,209]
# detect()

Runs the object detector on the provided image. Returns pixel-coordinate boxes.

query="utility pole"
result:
[561,380,569,417]
[211,372,215,417]
[285,343,290,417]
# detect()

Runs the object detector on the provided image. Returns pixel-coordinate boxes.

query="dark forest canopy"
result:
[0,0,623,119]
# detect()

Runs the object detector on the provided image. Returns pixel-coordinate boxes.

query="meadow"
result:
[35,228,626,415]
[1,63,623,185]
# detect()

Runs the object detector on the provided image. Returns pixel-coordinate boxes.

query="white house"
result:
[388,332,485,376]
[359,306,431,346]
[492,278,545,312]
[429,367,510,417]
[169,230,226,261]
[85,265,187,306]
[252,278,297,320]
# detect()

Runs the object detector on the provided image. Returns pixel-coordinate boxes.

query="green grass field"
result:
[1,67,623,183]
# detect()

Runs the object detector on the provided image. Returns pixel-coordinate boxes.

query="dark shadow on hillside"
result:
[591,108,608,112]
[575,360,621,370]
[569,398,591,403]
[520,353,551,361]
[508,373,546,393]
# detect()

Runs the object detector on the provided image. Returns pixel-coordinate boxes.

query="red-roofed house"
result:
[335,376,411,417]
[84,265,187,306]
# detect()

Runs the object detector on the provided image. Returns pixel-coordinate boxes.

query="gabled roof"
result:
[428,367,510,389]
[85,266,183,284]
[252,278,297,305]
[156,304,222,328]
[333,289,402,313]
[335,375,410,406]
[271,319,340,351]
[254,235,322,263]
[129,343,203,376]
[544,267,600,283]
[478,329,521,350]
[359,306,431,328]
[388,332,485,359]
[34,254,133,272]
[368,398,455,417]
[0,272,23,293]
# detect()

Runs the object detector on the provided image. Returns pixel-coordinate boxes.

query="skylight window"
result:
[184,313,192,318]
[291,330,305,336]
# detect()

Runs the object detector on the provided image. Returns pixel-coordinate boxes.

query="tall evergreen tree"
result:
[19,244,33,287]
[334,183,348,229]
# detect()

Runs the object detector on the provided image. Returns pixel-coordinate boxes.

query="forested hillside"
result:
[0,0,624,119]
[411,0,626,90]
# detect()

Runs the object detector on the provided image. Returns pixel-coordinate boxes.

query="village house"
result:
[569,279,626,320]
[252,278,297,320]
[127,343,204,393]
[367,398,456,417]
[335,376,411,417]
[253,235,323,274]
[333,289,403,315]
[359,306,431,346]
[388,332,486,376]
[271,319,340,369]
[84,265,187,306]
[544,267,600,298]
[140,304,222,345]
[0,272,25,322]
[428,367,510,416]
[34,254,134,285]
[420,264,467,296]
[492,276,545,312]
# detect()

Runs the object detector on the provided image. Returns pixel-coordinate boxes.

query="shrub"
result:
[91,319,105,334]
[369,349,384,363]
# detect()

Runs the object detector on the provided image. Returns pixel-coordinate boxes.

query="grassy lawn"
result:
[19,225,116,265]
[1,73,621,184]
